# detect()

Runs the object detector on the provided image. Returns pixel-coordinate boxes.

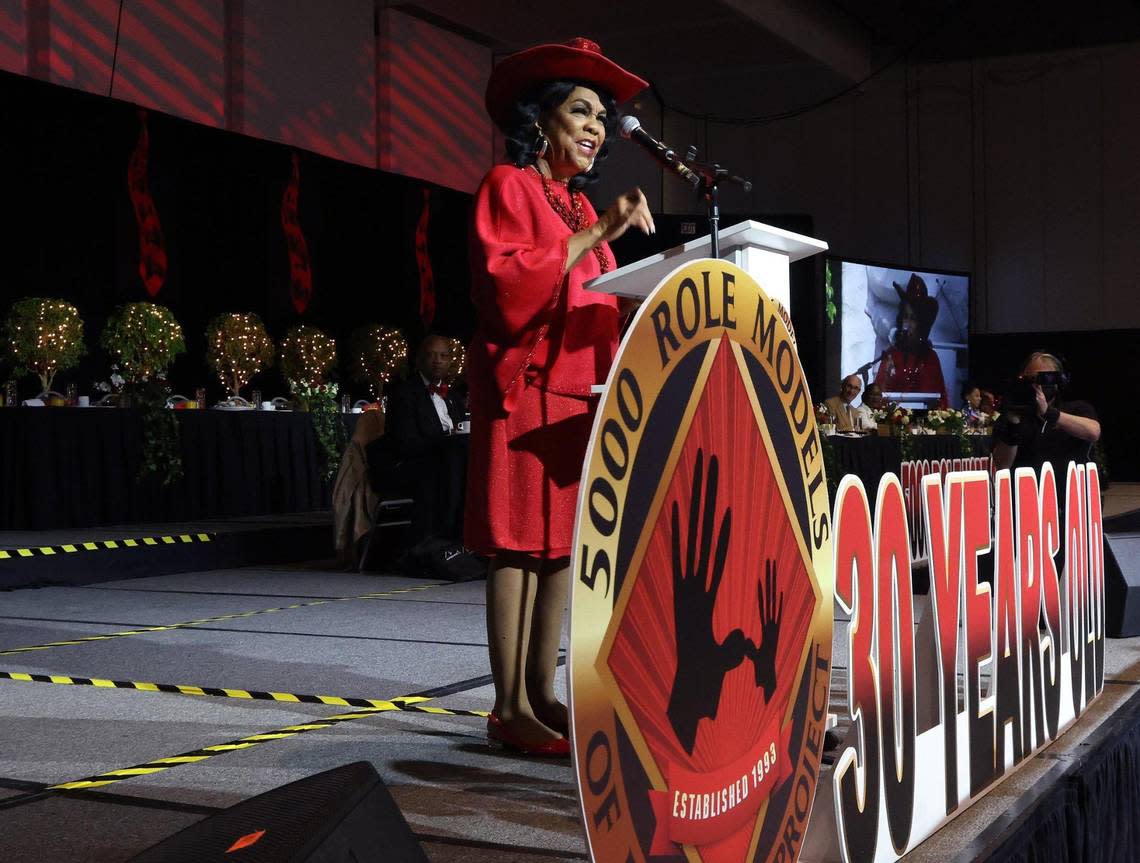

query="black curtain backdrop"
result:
[5,70,1134,482]
[611,212,823,396]
[2,69,476,406]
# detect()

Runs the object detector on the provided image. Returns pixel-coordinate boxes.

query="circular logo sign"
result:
[570,259,833,863]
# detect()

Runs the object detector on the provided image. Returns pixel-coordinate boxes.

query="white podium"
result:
[584,219,828,311]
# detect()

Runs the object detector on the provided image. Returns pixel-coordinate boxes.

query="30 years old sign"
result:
[568,259,1105,863]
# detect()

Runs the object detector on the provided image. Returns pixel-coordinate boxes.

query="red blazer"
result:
[467,165,620,414]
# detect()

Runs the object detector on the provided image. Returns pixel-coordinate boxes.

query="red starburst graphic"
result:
[606,338,814,861]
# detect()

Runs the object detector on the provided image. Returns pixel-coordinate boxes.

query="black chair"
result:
[357,494,414,572]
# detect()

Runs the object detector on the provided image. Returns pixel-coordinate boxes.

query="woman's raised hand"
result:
[566,187,655,274]
[597,188,655,243]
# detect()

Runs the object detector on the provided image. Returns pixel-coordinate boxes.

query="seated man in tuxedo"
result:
[369,334,468,546]
[824,375,867,432]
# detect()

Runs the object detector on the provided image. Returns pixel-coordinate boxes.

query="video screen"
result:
[837,260,969,409]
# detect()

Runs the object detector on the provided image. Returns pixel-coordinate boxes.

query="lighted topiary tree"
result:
[348,324,407,398]
[205,313,274,397]
[444,336,466,382]
[100,302,185,383]
[3,298,85,393]
[279,324,337,391]
[280,324,343,480]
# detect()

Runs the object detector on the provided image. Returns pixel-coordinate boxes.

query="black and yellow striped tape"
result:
[47,700,424,792]
[0,582,444,657]
[0,669,489,717]
[0,533,213,560]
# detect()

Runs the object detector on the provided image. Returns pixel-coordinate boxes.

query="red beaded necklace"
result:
[532,166,611,274]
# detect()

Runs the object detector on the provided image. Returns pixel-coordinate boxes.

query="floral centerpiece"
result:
[279,324,343,480]
[926,408,966,435]
[814,403,834,426]
[3,297,85,394]
[101,302,187,484]
[205,313,274,398]
[348,325,407,399]
[887,405,911,430]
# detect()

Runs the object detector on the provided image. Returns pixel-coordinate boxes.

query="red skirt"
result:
[464,382,596,557]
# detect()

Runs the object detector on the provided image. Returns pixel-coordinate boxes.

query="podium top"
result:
[586,219,828,296]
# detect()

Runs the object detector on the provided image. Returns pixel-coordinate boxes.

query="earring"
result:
[534,123,549,159]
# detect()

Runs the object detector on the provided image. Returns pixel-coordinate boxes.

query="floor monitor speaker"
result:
[129,761,427,862]
[1105,532,1140,638]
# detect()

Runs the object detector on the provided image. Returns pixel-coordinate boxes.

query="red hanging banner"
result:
[415,187,436,327]
[281,153,313,314]
[126,110,167,297]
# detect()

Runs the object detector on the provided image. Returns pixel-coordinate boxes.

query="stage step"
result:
[0,513,335,590]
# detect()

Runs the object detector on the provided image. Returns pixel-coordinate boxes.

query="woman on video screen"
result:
[874,273,948,408]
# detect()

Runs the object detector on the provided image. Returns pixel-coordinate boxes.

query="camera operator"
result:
[992,351,1100,474]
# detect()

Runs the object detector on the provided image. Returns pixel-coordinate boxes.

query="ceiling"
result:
[393,0,1140,121]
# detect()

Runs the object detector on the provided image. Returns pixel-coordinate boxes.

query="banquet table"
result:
[825,432,992,497]
[0,407,355,531]
[0,407,989,532]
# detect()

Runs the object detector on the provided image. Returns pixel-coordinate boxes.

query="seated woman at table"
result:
[961,380,984,424]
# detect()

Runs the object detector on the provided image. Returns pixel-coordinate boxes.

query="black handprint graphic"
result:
[667,449,748,755]
[744,560,784,703]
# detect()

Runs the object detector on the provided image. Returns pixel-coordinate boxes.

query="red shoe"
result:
[487,715,570,757]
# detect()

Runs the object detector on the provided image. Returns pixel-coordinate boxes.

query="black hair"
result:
[960,380,980,401]
[502,80,618,191]
[894,300,935,353]
[416,332,450,358]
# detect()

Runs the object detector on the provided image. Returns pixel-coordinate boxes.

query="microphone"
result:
[619,116,701,189]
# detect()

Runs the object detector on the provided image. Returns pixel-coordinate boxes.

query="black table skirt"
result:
[0,409,987,532]
[0,408,348,530]
[826,433,992,498]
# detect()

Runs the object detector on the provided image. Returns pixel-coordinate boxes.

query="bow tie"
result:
[429,382,449,397]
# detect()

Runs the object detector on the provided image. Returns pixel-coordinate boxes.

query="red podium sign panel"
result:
[570,260,834,863]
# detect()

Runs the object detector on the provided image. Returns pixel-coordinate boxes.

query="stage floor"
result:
[0,558,1137,861]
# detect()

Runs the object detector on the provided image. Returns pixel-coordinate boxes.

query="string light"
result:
[348,325,407,397]
[205,313,274,397]
[100,302,185,383]
[445,336,466,382]
[279,325,337,390]
[3,298,85,393]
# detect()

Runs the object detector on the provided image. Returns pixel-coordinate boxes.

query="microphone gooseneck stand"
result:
[617,117,752,259]
[678,146,753,260]
[620,116,752,261]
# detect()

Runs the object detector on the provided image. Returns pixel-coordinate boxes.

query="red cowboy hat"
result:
[484,37,648,131]
[893,273,939,330]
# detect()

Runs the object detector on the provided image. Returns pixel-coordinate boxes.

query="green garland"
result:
[955,428,975,458]
[824,261,837,326]
[127,379,183,485]
[294,381,347,481]
[101,302,186,485]
[819,430,840,499]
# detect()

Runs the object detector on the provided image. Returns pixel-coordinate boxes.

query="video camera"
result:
[1000,371,1065,416]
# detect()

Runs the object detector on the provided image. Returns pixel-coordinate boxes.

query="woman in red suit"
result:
[466,38,653,754]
